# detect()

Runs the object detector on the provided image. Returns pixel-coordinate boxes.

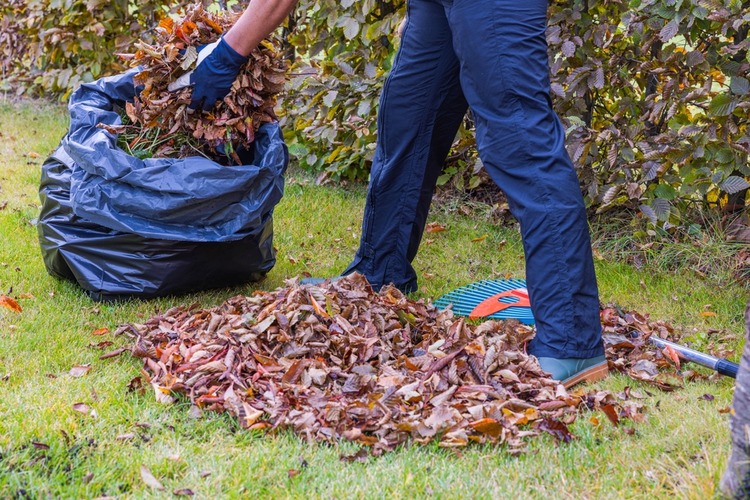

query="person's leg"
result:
[341,0,468,292]
[443,0,604,363]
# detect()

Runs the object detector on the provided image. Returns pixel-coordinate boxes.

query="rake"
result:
[433,278,738,378]
[432,278,535,324]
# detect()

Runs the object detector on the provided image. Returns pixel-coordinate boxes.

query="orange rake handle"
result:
[468,288,530,319]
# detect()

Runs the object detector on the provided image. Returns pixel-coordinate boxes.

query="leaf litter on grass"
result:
[114,273,736,456]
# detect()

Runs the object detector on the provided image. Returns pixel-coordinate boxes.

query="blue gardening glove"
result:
[188,37,248,110]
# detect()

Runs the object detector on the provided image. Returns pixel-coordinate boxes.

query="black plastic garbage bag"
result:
[38,70,288,301]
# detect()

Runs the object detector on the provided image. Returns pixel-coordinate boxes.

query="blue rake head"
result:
[432,278,536,325]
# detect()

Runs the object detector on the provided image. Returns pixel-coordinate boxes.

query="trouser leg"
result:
[443,0,603,358]
[343,0,468,292]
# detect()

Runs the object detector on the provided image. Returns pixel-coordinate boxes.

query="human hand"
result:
[187,37,248,111]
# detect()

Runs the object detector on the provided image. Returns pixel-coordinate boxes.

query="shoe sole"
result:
[562,361,609,389]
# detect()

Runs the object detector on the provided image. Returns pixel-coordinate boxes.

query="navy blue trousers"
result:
[343,0,603,359]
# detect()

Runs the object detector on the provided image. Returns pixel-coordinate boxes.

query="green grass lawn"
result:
[0,100,748,498]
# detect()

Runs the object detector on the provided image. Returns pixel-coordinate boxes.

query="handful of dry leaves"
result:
[122,274,672,455]
[105,3,288,164]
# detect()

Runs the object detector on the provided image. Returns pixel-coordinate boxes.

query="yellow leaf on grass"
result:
[699,311,717,317]
[471,234,488,243]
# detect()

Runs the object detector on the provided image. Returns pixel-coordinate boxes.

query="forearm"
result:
[224,0,298,56]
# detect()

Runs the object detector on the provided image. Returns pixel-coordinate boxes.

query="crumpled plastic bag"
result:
[38,70,288,300]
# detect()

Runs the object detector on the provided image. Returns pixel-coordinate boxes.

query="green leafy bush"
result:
[547,0,750,229]
[2,0,748,228]
[0,0,167,99]
[278,0,405,182]
[278,0,749,230]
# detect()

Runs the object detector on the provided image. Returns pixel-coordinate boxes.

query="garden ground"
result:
[0,100,747,498]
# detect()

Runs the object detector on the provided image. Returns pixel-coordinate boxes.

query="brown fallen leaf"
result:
[538,400,568,411]
[340,448,370,463]
[425,222,447,233]
[32,441,50,450]
[89,340,114,350]
[600,404,620,426]
[70,364,92,377]
[0,295,22,313]
[92,327,110,336]
[189,405,204,420]
[72,403,91,415]
[99,347,127,360]
[174,488,195,496]
[140,465,165,491]
[127,376,146,393]
[152,383,176,404]
[470,418,503,439]
[663,345,681,370]
[538,418,574,444]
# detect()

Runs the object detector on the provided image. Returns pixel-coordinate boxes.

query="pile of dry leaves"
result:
[104,3,287,164]
[117,273,726,455]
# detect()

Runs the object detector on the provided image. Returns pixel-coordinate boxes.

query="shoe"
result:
[537,355,608,389]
